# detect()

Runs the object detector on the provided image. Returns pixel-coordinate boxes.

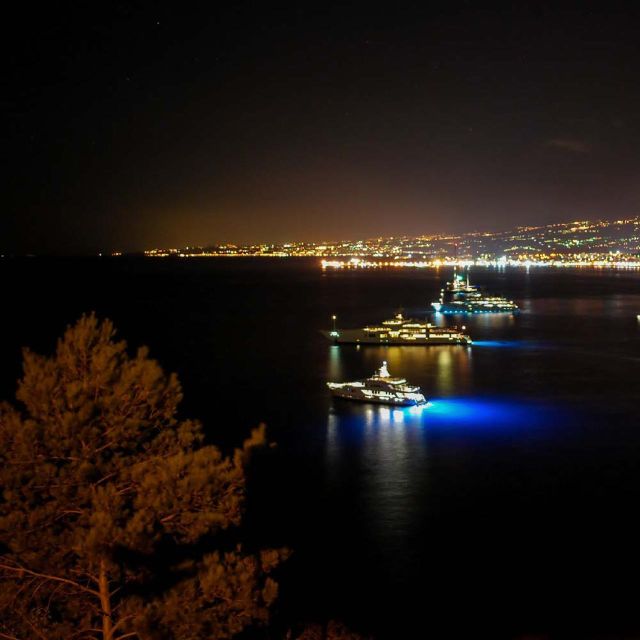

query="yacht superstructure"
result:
[327,361,427,406]
[431,271,518,314]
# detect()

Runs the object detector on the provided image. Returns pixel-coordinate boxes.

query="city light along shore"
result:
[143,216,640,268]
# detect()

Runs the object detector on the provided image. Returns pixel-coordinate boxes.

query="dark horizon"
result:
[4,2,640,254]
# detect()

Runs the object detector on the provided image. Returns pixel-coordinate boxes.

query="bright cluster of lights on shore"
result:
[321,257,640,270]
[143,216,640,268]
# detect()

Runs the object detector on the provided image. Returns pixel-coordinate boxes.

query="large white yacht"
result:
[323,313,472,345]
[431,270,518,314]
[327,362,427,406]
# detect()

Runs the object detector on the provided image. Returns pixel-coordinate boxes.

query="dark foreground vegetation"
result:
[0,315,367,640]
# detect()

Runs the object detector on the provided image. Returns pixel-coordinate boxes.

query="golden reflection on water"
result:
[324,342,474,488]
[327,344,344,381]
[324,344,472,503]
[330,344,473,396]
[325,397,424,554]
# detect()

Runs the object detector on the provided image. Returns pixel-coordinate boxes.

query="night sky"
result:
[3,2,640,254]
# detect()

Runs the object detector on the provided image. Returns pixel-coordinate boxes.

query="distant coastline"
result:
[142,215,640,267]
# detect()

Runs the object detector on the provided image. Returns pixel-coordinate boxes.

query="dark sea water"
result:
[2,258,640,638]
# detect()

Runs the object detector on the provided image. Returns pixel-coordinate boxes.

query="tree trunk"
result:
[98,558,113,640]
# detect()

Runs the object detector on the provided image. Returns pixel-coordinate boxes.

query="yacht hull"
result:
[321,329,471,345]
[329,389,425,406]
[433,303,517,314]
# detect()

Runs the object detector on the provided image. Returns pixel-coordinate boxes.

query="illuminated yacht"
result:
[431,270,518,314]
[323,313,472,345]
[327,361,426,406]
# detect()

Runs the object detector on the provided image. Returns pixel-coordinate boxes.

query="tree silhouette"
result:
[0,314,287,640]
[290,621,371,640]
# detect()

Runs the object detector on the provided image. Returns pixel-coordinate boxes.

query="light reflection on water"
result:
[342,402,418,566]
[325,336,562,439]
[328,396,556,435]
[324,394,560,585]
[324,336,563,560]
[472,339,519,348]
[417,396,551,427]
[472,339,540,348]
[322,311,572,606]
[327,344,474,397]
[327,344,344,381]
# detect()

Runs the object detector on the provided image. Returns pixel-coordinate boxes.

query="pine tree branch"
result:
[93,470,118,485]
[45,581,66,613]
[108,586,122,599]
[70,567,100,585]
[11,575,38,605]
[110,615,136,635]
[159,513,177,523]
[14,610,47,640]
[55,510,85,521]
[116,483,136,496]
[93,442,117,456]
[29,575,49,601]
[0,561,100,597]
[68,628,103,638]
[24,509,84,535]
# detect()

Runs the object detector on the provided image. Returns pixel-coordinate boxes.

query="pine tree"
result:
[290,621,371,640]
[0,314,287,640]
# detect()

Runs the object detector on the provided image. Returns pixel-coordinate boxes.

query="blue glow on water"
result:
[472,340,523,348]
[422,398,534,426]
[473,340,555,349]
[340,397,562,432]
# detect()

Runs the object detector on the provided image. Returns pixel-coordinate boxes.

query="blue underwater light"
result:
[404,396,557,430]
[329,395,567,439]
[471,340,521,348]
[472,340,548,349]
